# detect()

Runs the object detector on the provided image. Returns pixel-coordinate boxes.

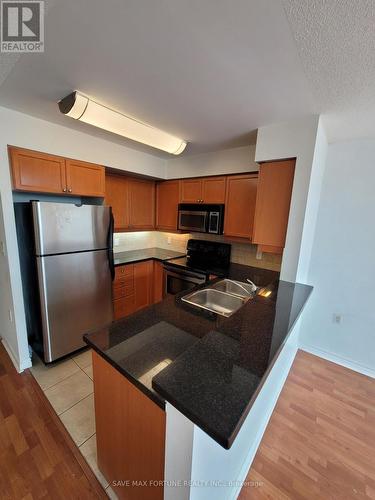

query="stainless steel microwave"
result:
[178,204,225,234]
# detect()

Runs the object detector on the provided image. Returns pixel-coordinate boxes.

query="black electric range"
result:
[163,239,231,295]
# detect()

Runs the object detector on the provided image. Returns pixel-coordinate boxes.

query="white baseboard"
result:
[300,344,375,380]
[1,338,31,373]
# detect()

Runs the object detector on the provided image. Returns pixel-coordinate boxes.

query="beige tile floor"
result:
[30,348,117,499]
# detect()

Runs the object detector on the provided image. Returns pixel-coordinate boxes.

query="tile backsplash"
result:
[114,231,282,272]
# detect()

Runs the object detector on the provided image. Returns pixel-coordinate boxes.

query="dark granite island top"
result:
[84,264,312,449]
[113,247,185,266]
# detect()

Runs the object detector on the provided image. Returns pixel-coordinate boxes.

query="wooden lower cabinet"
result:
[92,351,166,500]
[153,261,165,303]
[134,260,153,311]
[113,260,163,320]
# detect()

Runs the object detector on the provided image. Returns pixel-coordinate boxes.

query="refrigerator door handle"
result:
[107,208,114,251]
[108,250,115,282]
[107,208,115,281]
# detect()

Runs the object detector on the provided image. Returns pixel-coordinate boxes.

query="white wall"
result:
[300,139,375,374]
[255,115,326,283]
[165,146,258,179]
[0,106,166,371]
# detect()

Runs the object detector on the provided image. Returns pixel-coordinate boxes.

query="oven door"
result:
[164,267,206,296]
[178,210,208,233]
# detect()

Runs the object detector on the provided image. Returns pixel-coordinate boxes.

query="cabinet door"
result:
[134,261,153,312]
[224,174,258,239]
[65,159,105,197]
[105,174,129,231]
[253,160,295,250]
[128,179,155,229]
[202,176,226,203]
[153,261,165,303]
[180,179,202,203]
[9,146,66,194]
[156,180,180,230]
[93,351,165,500]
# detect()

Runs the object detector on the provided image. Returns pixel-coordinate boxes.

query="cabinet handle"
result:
[68,188,72,193]
[62,188,67,192]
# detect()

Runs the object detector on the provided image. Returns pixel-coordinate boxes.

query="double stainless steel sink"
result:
[181,279,256,317]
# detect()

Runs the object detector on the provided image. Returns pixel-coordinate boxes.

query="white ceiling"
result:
[0,0,373,157]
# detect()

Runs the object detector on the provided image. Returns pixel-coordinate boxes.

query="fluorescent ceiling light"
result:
[58,91,187,155]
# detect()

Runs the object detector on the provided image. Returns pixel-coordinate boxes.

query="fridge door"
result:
[33,201,111,255]
[37,249,113,362]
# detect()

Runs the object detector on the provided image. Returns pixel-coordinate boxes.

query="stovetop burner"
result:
[166,239,231,276]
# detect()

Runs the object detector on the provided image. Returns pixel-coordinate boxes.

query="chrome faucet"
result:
[225,279,257,296]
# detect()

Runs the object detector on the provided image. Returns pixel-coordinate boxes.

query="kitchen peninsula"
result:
[84,264,312,500]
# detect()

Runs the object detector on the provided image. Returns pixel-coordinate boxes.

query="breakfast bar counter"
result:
[84,264,312,448]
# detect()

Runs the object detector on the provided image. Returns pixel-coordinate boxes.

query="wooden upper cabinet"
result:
[105,174,128,231]
[180,178,202,203]
[202,176,226,203]
[128,178,155,229]
[252,159,296,251]
[9,146,105,197]
[180,177,226,204]
[156,180,180,230]
[9,146,66,194]
[65,159,105,197]
[224,174,258,239]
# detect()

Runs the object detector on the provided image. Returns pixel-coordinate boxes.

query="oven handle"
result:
[164,267,206,284]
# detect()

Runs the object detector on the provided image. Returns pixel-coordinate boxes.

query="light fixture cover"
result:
[58,91,187,155]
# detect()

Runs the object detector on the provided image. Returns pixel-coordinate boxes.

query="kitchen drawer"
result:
[113,274,134,290]
[113,283,134,300]
[114,265,134,284]
[113,295,135,319]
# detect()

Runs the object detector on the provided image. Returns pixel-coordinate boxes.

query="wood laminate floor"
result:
[240,350,375,500]
[0,343,107,499]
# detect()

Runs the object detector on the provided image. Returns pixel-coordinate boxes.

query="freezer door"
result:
[37,249,113,362]
[33,202,110,255]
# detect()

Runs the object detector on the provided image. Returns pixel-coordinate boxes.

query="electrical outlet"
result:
[0,241,5,256]
[8,309,13,323]
[333,313,342,324]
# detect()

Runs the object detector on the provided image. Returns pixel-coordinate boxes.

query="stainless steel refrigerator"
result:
[15,201,114,363]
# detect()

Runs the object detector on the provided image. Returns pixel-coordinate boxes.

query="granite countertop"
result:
[113,247,185,266]
[84,264,312,449]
